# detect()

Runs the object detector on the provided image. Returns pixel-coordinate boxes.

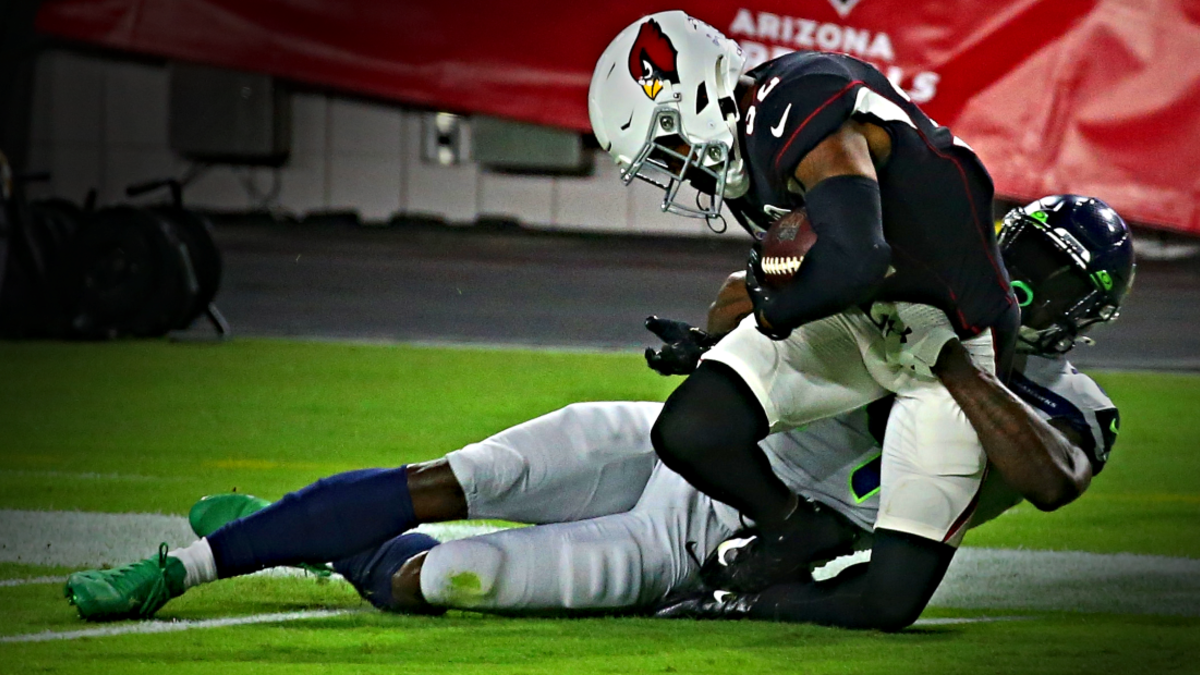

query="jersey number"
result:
[745,76,781,137]
[849,453,882,503]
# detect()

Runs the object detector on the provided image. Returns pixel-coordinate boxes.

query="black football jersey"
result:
[726,51,1015,339]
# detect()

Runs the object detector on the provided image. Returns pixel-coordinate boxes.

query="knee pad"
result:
[419,538,505,608]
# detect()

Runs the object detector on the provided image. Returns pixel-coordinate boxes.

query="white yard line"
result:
[0,609,353,644]
[913,616,1031,626]
[3,510,1198,617]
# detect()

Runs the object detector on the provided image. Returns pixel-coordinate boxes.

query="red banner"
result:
[35,0,1200,234]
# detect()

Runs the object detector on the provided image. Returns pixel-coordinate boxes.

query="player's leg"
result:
[653,313,885,527]
[408,517,665,613]
[185,400,665,614]
[448,401,662,522]
[65,402,663,621]
[331,531,443,613]
[361,401,669,612]
[651,314,885,589]
[866,327,995,547]
[199,466,429,580]
[393,463,736,614]
[64,465,429,621]
[657,528,954,631]
[754,529,953,629]
[200,401,662,579]
[651,361,778,523]
[663,331,993,629]
[667,366,988,626]
[739,323,992,628]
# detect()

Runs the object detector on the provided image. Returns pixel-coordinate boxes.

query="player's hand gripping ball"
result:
[760,208,817,288]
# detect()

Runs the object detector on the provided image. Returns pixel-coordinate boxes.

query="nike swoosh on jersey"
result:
[770,103,793,138]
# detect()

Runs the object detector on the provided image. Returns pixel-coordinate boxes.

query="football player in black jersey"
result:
[590,11,1020,626]
[652,193,1133,627]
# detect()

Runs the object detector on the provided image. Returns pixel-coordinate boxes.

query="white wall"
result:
[25,49,745,241]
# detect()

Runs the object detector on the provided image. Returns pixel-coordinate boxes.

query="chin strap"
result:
[698,191,728,234]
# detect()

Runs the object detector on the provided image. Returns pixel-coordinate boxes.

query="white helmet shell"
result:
[588,11,746,219]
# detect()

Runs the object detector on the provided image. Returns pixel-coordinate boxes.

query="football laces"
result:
[762,256,804,277]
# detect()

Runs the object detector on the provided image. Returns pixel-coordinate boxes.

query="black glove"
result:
[746,247,792,341]
[644,316,719,376]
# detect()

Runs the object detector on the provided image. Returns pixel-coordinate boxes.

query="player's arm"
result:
[932,339,1093,511]
[708,271,754,334]
[754,121,892,333]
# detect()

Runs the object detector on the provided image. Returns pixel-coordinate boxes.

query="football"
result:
[760,208,817,288]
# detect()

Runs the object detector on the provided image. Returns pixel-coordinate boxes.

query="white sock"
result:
[168,538,218,590]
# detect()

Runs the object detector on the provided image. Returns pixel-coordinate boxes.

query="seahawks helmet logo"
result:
[628,19,679,100]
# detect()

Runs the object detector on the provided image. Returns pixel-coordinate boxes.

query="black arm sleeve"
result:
[748,529,955,631]
[760,175,891,331]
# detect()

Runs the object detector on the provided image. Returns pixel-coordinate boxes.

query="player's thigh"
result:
[874,382,986,547]
[421,464,734,612]
[445,401,662,523]
[632,461,742,570]
[701,313,887,432]
[419,515,681,612]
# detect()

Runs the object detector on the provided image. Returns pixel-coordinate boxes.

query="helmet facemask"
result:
[622,108,732,219]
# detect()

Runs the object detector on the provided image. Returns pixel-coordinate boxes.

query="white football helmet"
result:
[588,11,747,220]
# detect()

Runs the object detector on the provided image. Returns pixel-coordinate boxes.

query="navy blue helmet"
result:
[999,194,1136,355]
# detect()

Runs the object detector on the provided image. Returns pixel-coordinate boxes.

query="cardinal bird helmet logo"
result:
[628,19,679,100]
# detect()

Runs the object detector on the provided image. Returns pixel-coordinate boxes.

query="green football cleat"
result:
[188,493,272,537]
[64,544,186,621]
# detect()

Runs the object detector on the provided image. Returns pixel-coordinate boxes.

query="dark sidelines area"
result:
[194,218,1200,371]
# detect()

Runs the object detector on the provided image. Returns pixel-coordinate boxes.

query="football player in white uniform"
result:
[65,196,1132,629]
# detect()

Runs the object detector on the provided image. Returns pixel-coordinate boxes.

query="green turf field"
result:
[1,339,1197,674]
